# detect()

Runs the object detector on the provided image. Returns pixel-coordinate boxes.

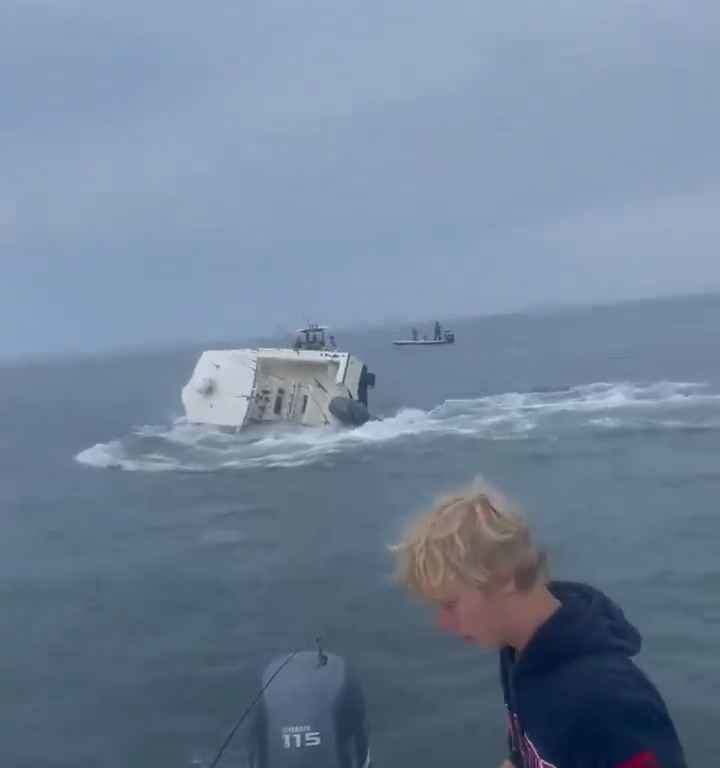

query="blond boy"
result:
[393,485,686,768]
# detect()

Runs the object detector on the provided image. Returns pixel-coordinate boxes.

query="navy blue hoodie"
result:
[500,582,687,768]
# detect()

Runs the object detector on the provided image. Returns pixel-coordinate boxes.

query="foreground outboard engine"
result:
[328,397,372,427]
[246,650,370,768]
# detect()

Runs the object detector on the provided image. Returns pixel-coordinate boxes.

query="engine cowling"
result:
[246,651,370,768]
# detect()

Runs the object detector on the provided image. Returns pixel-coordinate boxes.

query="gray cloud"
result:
[2,1,719,358]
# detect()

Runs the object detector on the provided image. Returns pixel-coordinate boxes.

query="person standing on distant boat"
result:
[391,484,687,768]
[434,320,442,340]
[412,327,419,341]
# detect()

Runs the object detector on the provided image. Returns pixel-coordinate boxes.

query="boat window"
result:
[274,388,285,415]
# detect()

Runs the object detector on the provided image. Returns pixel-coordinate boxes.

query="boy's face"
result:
[435,583,509,649]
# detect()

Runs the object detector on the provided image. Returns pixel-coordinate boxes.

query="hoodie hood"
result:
[515,581,642,677]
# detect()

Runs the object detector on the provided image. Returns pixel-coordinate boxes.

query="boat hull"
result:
[182,347,374,429]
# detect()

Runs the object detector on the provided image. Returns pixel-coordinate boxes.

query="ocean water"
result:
[2,294,720,767]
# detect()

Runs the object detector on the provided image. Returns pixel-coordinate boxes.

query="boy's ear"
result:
[497,577,517,597]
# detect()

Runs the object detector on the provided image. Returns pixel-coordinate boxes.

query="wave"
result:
[75,381,720,472]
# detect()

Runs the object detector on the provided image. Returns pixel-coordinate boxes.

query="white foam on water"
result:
[74,381,720,472]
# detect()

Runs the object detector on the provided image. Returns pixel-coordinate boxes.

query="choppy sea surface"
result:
[2,294,719,766]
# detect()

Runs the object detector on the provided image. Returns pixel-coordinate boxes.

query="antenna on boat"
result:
[316,636,328,667]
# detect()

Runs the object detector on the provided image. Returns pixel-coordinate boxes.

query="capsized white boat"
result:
[181,325,376,429]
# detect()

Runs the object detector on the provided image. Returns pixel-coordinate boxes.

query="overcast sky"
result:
[2,1,719,359]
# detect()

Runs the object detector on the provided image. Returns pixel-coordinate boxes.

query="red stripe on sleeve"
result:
[617,752,660,768]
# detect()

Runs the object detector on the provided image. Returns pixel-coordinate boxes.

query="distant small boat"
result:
[393,326,455,346]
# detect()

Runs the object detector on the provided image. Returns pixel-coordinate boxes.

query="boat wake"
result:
[75,381,720,473]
